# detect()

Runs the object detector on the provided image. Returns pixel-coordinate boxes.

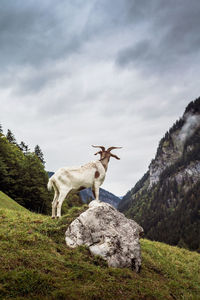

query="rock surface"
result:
[65,200,143,272]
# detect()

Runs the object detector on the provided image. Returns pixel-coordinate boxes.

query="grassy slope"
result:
[0,191,27,212]
[0,196,199,299]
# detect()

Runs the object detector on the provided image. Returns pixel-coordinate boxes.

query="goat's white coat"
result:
[48,160,106,218]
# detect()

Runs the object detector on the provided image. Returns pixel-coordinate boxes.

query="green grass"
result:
[0,193,200,299]
[0,191,27,212]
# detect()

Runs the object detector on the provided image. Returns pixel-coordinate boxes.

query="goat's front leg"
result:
[93,184,100,201]
[56,189,70,218]
[52,196,58,219]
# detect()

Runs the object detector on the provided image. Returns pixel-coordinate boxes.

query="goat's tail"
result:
[47,178,53,191]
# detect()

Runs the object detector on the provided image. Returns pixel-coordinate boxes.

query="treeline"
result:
[0,125,52,214]
[124,175,200,252]
[185,96,200,114]
[147,179,200,251]
[118,171,149,212]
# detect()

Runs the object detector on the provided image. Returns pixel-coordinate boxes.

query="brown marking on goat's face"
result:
[95,171,100,178]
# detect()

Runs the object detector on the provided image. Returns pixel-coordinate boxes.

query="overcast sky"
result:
[1,0,200,196]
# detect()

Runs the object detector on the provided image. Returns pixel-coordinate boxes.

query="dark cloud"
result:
[0,0,128,71]
[117,40,152,67]
[116,1,200,75]
[0,1,95,69]
[2,0,200,75]
[0,0,131,93]
[0,1,93,92]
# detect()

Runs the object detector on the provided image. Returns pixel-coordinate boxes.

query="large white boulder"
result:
[65,200,144,272]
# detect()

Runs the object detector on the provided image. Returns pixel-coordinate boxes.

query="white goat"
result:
[47,146,122,218]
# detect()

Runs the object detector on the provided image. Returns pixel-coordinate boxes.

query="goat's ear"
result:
[110,153,120,160]
[94,151,102,156]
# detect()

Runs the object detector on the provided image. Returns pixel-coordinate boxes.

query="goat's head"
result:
[92,145,122,162]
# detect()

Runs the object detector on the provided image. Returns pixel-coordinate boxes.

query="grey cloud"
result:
[117,40,153,67]
[0,0,164,72]
[0,1,85,92]
[0,0,127,70]
[116,1,200,75]
[0,0,129,94]
[16,68,66,95]
[0,62,67,95]
[0,1,95,69]
[38,97,74,117]
[1,0,200,196]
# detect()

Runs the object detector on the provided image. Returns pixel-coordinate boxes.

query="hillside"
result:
[0,191,27,212]
[0,204,200,299]
[119,97,200,252]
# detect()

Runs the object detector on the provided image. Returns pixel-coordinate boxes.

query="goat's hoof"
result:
[52,216,55,219]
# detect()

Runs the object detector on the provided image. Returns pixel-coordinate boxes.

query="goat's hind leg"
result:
[51,181,59,218]
[56,188,71,218]
[52,191,59,219]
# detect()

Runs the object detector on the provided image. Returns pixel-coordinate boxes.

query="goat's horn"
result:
[94,151,102,155]
[92,145,105,151]
[110,153,120,160]
[107,146,122,152]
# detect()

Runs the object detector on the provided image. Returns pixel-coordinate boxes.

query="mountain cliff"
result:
[119,97,200,252]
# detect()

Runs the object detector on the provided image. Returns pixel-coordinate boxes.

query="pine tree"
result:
[34,145,45,165]
[0,133,52,214]
[19,141,30,154]
[6,129,16,144]
[0,123,3,134]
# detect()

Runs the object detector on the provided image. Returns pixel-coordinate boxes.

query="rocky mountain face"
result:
[119,97,200,252]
